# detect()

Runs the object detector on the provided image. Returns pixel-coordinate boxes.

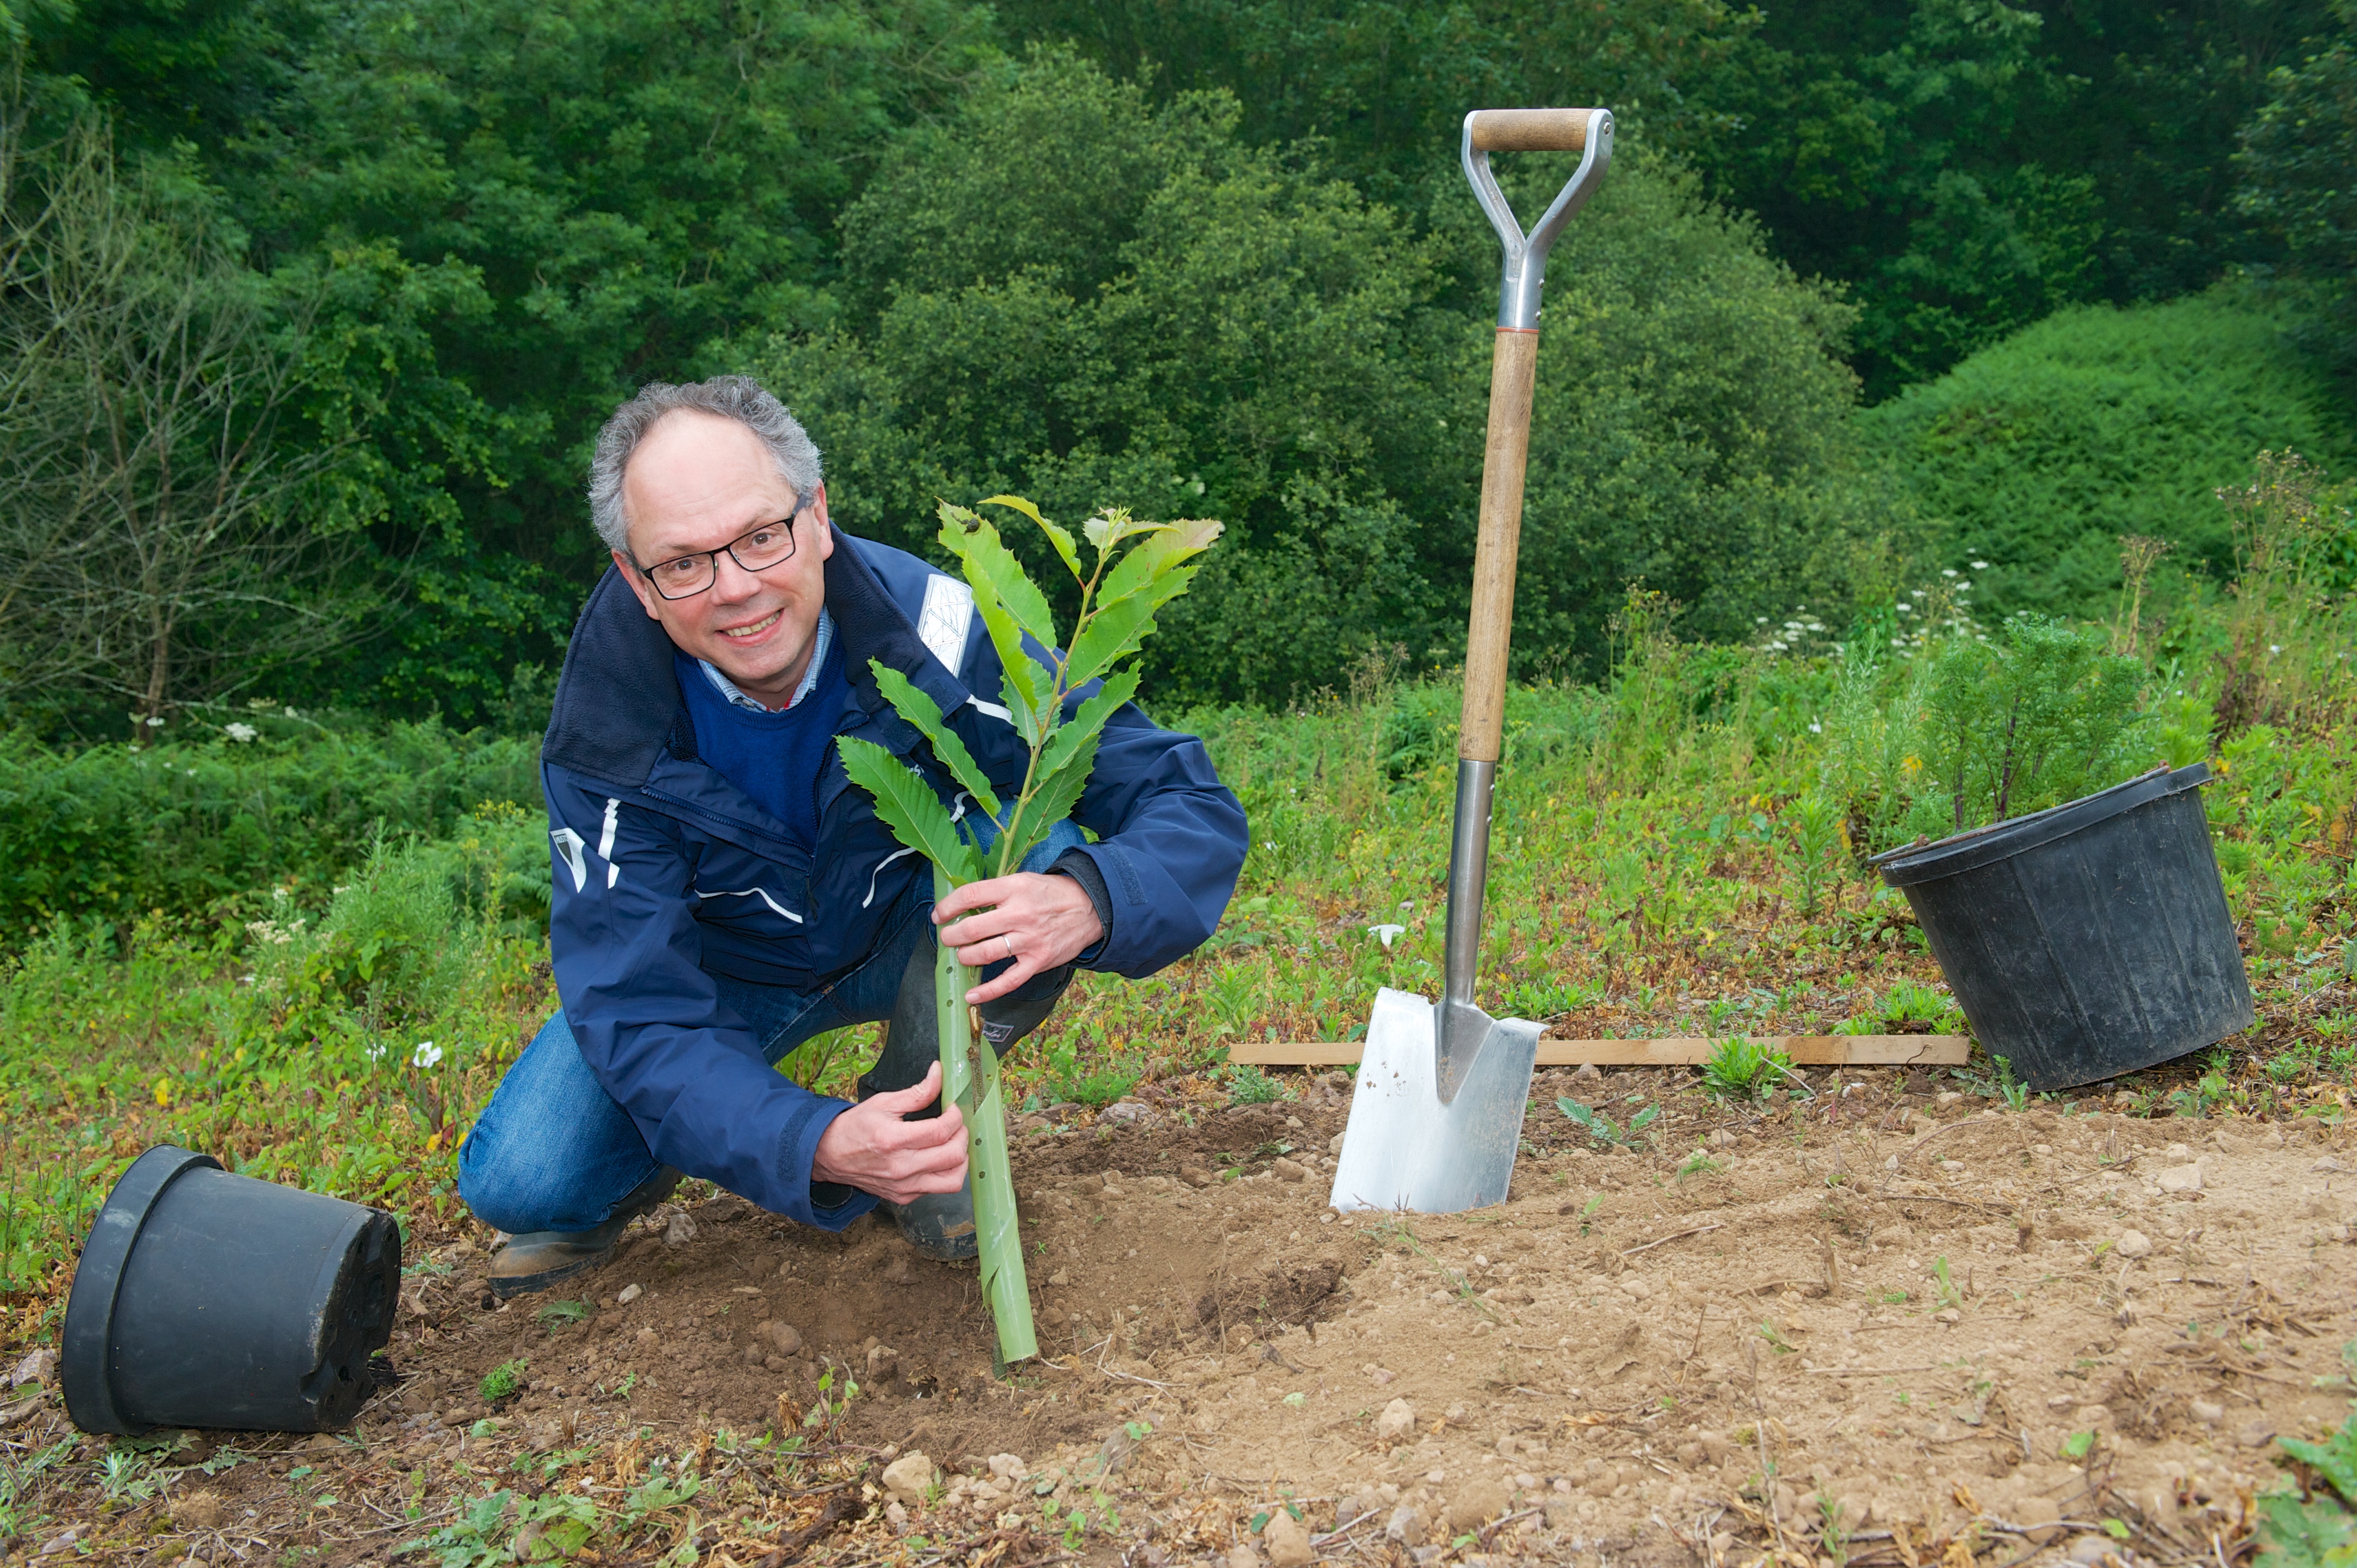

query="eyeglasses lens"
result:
[731,524,795,571]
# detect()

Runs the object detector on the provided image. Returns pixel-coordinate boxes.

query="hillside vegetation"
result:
[2,1,2351,728]
[1863,287,2356,616]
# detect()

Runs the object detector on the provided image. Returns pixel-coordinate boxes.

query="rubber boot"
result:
[484,1165,682,1299]
[861,938,1069,1260]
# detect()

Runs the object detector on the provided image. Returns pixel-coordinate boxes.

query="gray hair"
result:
[587,375,824,554]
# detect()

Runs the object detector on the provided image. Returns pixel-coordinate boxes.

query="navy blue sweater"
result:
[672,641,847,852]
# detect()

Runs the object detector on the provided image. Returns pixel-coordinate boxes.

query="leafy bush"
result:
[1897,615,2152,839]
[2235,14,2357,369]
[1860,286,2356,616]
[0,719,539,943]
[244,809,548,1026]
[757,50,1896,703]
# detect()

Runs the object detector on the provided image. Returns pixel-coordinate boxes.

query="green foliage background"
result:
[1860,287,2357,616]
[1,0,2353,726]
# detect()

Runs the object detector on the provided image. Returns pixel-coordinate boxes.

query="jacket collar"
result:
[542,529,963,794]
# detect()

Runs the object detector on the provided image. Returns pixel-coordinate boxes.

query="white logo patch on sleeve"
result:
[915,574,974,674]
[551,828,588,893]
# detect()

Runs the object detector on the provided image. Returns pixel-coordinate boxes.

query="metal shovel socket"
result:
[1330,107,1612,1215]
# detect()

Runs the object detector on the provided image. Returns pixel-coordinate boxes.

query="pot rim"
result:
[1870,761,2211,887]
[61,1144,222,1435]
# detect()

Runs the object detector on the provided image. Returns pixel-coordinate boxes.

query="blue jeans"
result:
[459,821,1084,1235]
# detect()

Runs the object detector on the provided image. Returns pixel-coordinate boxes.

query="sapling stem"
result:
[936,865,1037,1365]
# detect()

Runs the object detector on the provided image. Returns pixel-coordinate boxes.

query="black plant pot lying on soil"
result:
[1874,762,2253,1092]
[62,1144,401,1434]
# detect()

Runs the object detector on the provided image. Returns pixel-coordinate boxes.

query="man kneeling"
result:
[459,376,1248,1295]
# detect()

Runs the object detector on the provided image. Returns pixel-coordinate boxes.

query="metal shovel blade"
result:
[1327,987,1540,1213]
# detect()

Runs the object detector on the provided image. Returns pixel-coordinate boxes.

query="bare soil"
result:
[14,1069,2357,1567]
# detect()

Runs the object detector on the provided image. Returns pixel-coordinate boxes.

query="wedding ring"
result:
[1002,933,1016,960]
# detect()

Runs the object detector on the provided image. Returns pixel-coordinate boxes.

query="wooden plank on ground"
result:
[1228,1034,1970,1067]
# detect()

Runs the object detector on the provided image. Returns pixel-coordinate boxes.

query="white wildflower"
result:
[224,722,258,742]
[1368,924,1406,949]
[412,1040,444,1069]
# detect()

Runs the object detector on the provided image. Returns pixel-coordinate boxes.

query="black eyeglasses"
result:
[630,503,809,600]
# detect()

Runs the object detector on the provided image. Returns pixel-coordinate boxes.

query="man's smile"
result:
[719,608,784,641]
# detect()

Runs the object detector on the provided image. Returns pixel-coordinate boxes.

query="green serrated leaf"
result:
[939,508,1057,648]
[1063,589,1166,693]
[1026,669,1138,805]
[997,730,1104,878]
[1083,507,1161,559]
[869,661,1001,818]
[963,568,1051,743]
[1099,517,1222,605]
[839,736,980,885]
[982,494,1083,584]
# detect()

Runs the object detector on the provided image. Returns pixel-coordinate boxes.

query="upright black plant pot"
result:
[1874,762,2253,1092]
[62,1145,401,1435]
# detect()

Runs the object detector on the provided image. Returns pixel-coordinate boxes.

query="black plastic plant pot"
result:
[1873,762,2252,1092]
[61,1145,401,1435]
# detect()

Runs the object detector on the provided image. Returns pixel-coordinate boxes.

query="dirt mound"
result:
[22,1075,2357,1566]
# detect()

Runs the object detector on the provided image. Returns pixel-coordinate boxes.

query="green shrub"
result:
[0,719,539,944]
[1898,616,2151,839]
[1861,286,2356,616]
[755,51,1896,703]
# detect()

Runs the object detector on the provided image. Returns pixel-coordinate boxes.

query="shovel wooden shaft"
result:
[1460,327,1537,764]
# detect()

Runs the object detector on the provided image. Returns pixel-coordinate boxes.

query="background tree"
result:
[2236,1,2357,370]
[0,111,378,727]
[754,52,1880,702]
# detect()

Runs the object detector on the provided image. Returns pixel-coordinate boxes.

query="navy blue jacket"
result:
[539,528,1248,1229]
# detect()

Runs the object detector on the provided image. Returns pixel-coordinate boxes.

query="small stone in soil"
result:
[881,1451,932,1507]
[617,1283,643,1304]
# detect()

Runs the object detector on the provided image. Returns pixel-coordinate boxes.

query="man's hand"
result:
[811,1064,967,1204]
[934,870,1103,1004]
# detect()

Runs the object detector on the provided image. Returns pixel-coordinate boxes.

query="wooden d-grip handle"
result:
[1466,108,1596,153]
